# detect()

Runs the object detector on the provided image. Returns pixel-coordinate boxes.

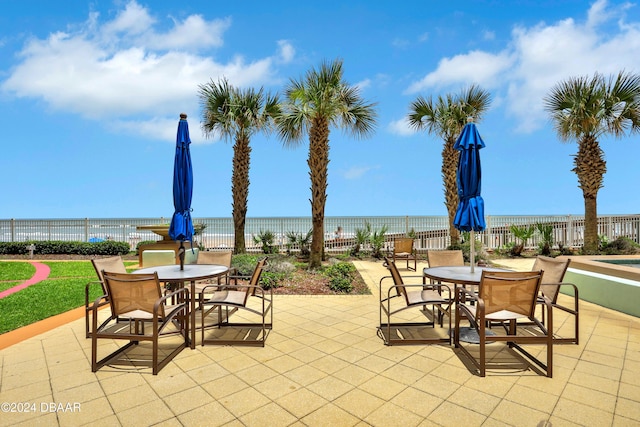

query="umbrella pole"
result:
[470,230,475,273]
[178,241,185,271]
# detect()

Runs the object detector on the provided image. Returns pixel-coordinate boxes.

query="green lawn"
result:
[0,261,135,334]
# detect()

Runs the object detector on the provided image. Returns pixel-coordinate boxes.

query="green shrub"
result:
[602,236,640,255]
[260,271,284,289]
[0,240,130,256]
[231,254,260,276]
[324,262,356,293]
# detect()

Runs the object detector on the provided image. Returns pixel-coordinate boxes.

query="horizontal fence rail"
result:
[1,215,639,254]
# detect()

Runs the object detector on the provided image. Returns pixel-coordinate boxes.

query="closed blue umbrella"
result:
[169,113,194,270]
[453,118,486,273]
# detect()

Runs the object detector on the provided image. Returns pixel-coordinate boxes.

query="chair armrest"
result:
[155,287,189,313]
[90,294,109,314]
[387,283,453,301]
[544,282,579,313]
[85,280,103,307]
[455,286,477,304]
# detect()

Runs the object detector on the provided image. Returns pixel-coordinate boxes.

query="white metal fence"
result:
[1,215,639,253]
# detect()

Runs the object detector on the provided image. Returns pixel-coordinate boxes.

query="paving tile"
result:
[503,383,559,413]
[301,402,360,427]
[177,400,236,427]
[276,388,329,419]
[253,374,303,400]
[562,382,617,412]
[391,386,444,417]
[307,375,354,401]
[553,397,614,426]
[615,397,640,421]
[201,375,249,400]
[218,387,271,417]
[239,401,298,427]
[491,399,549,426]
[427,400,486,426]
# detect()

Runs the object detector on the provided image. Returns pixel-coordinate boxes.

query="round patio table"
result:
[135,264,228,349]
[423,265,509,286]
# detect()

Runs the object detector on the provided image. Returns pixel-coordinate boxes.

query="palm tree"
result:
[544,71,640,253]
[198,77,279,254]
[407,85,491,245]
[276,59,377,268]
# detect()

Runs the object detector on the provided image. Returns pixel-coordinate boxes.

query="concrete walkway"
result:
[0,259,639,426]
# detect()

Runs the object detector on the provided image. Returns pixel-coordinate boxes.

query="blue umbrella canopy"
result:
[169,113,194,250]
[453,121,486,233]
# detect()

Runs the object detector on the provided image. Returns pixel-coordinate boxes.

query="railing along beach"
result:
[1,215,639,253]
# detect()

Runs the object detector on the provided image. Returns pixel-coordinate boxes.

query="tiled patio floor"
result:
[1,259,639,426]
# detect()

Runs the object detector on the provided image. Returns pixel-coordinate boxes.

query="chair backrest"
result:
[197,250,232,268]
[393,238,414,254]
[427,250,464,267]
[383,257,409,303]
[533,256,570,302]
[102,271,164,318]
[478,270,543,318]
[91,256,127,291]
[244,258,268,302]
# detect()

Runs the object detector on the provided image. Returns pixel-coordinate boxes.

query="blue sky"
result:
[1,0,639,220]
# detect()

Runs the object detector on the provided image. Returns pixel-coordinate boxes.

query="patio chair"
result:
[91,271,189,375]
[379,257,452,345]
[533,256,579,344]
[426,249,464,268]
[194,250,235,294]
[200,257,272,346]
[85,256,128,338]
[454,270,553,377]
[392,237,417,271]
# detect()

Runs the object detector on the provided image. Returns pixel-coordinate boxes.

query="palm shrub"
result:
[285,229,312,257]
[370,224,388,259]
[509,224,535,256]
[351,222,372,257]
[252,230,278,254]
[536,223,554,256]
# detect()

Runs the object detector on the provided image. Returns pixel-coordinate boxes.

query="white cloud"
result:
[405,0,640,133]
[343,165,379,180]
[109,116,220,145]
[405,50,514,94]
[355,78,371,91]
[388,117,416,137]
[0,0,283,142]
[277,40,295,63]
[483,30,495,40]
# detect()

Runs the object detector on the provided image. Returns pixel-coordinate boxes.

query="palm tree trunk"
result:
[574,136,606,254]
[308,117,329,269]
[443,137,460,245]
[232,134,251,254]
[583,196,598,253]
